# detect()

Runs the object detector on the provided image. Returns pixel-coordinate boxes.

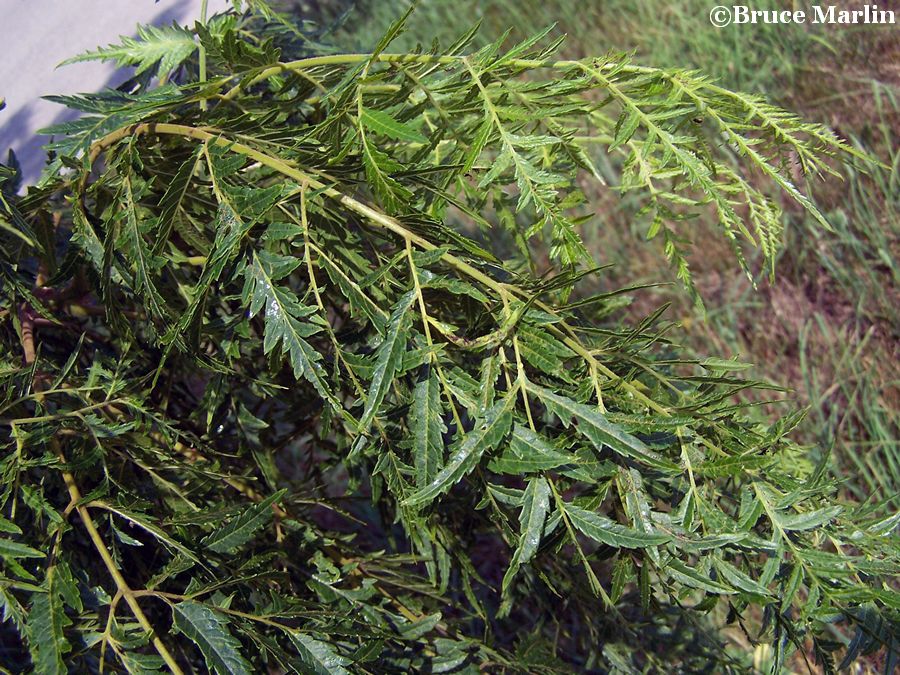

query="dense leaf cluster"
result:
[0,4,897,673]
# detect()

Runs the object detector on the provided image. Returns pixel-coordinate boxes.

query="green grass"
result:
[793,117,900,508]
[328,0,823,89]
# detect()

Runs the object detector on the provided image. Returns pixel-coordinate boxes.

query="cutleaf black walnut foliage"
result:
[1,4,898,673]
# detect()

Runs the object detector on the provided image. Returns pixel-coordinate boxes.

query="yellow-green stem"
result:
[220,52,653,101]
[56,449,183,674]
[198,0,209,111]
[85,122,676,426]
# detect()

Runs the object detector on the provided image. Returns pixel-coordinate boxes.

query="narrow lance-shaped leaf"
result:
[164,200,248,349]
[563,503,671,549]
[202,490,287,554]
[287,633,352,675]
[610,555,634,604]
[779,505,843,531]
[356,290,417,436]
[617,467,661,563]
[713,559,772,597]
[502,476,551,592]
[361,132,414,211]
[123,176,166,322]
[316,250,387,333]
[488,424,577,474]
[0,539,45,560]
[528,383,679,472]
[119,651,168,674]
[60,23,198,78]
[0,514,21,533]
[462,115,493,174]
[26,577,70,675]
[666,559,735,595]
[611,110,641,150]
[153,145,201,253]
[404,389,516,507]
[244,252,340,409]
[361,107,427,143]
[172,601,252,675]
[411,368,446,487]
[97,503,203,566]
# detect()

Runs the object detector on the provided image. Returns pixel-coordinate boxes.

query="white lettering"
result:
[733,7,806,24]
[812,5,834,23]
[721,4,895,27]
[812,5,895,24]
[733,5,750,23]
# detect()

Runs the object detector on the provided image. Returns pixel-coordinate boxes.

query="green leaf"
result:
[398,612,443,640]
[356,290,417,436]
[611,110,641,150]
[528,384,679,472]
[713,559,771,597]
[701,357,754,372]
[172,601,252,675]
[564,503,670,549]
[0,539,45,560]
[411,368,447,487]
[666,559,735,595]
[202,490,287,553]
[610,555,634,604]
[502,476,551,592]
[617,468,662,563]
[781,564,804,613]
[696,453,774,478]
[287,633,351,675]
[165,198,250,349]
[245,252,336,404]
[317,251,387,333]
[779,505,843,531]
[404,389,515,507]
[96,503,203,565]
[361,133,414,211]
[488,424,576,474]
[119,651,168,675]
[361,107,427,143]
[123,176,167,322]
[0,514,22,534]
[153,146,201,253]
[60,23,197,77]
[27,576,70,675]
[462,116,493,174]
[516,324,576,380]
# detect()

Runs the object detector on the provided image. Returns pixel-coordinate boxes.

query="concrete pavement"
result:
[0,0,231,185]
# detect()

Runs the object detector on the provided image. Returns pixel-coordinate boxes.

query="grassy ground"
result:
[311,0,899,514]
